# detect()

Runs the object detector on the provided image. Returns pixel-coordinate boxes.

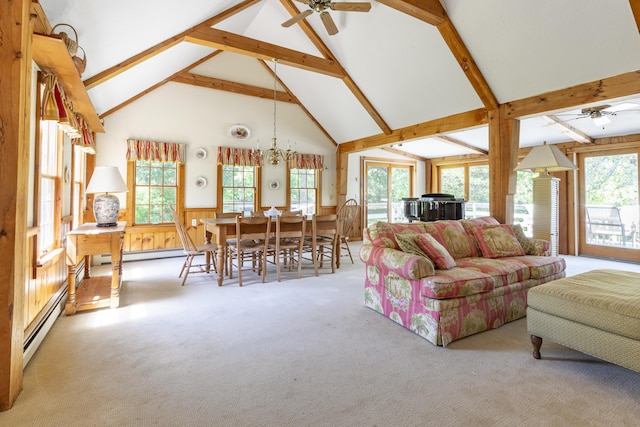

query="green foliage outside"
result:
[585,154,639,206]
[134,161,177,224]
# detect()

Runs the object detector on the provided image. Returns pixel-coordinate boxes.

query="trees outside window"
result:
[289,168,317,214]
[134,160,177,224]
[221,165,256,213]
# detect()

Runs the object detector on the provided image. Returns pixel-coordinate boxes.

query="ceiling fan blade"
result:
[320,11,339,35]
[604,102,640,113]
[282,9,314,27]
[331,2,371,12]
[293,0,310,4]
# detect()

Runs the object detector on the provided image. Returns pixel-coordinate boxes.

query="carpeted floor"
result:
[1,247,639,426]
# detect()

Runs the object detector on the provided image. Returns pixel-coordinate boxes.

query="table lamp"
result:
[86,166,128,227]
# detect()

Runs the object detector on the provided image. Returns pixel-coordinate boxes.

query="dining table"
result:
[201,214,342,286]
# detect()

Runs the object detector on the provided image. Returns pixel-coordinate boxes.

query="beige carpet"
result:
[2,248,640,426]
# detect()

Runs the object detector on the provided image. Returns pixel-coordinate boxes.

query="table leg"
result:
[215,227,226,286]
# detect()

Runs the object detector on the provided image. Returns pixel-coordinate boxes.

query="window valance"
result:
[217,146,262,167]
[126,139,185,162]
[290,153,325,170]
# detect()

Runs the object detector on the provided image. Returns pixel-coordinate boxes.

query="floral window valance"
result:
[217,146,262,167]
[126,139,185,162]
[290,153,324,170]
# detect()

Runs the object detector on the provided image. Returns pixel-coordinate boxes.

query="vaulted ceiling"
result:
[39,0,640,159]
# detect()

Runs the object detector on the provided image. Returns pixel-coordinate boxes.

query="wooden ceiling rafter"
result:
[339,108,488,153]
[257,59,338,146]
[539,115,594,144]
[381,146,429,162]
[630,0,640,32]
[433,135,489,155]
[83,0,261,90]
[279,0,392,135]
[173,72,296,103]
[379,0,498,110]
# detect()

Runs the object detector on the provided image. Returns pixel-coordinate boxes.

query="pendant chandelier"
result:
[254,58,296,166]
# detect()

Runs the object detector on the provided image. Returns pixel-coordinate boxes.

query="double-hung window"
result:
[289,168,317,214]
[133,160,178,224]
[220,165,257,213]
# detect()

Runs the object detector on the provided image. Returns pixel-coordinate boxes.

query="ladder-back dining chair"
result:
[227,216,271,286]
[303,214,339,276]
[169,205,219,286]
[337,199,359,266]
[268,215,306,281]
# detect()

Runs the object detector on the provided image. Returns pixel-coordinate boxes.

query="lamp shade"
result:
[86,166,128,194]
[86,166,128,227]
[514,142,578,173]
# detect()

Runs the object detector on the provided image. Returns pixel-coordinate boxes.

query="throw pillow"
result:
[473,224,525,258]
[395,232,430,259]
[511,224,534,255]
[416,233,457,270]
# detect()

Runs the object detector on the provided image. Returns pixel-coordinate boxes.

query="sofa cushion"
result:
[473,224,526,258]
[455,257,531,287]
[367,222,429,250]
[511,224,535,254]
[416,233,457,270]
[421,267,495,299]
[395,232,430,259]
[461,216,501,254]
[508,256,566,279]
[422,220,479,259]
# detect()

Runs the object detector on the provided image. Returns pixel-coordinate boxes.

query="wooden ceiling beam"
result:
[382,146,430,162]
[539,115,594,144]
[433,135,489,155]
[339,108,488,154]
[376,0,447,25]
[185,28,344,78]
[630,0,640,33]
[173,73,296,103]
[279,0,392,135]
[83,0,261,90]
[504,70,640,119]
[258,60,337,146]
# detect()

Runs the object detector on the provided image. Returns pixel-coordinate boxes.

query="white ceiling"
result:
[39,0,640,158]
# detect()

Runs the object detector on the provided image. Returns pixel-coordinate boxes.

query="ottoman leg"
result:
[531,335,543,359]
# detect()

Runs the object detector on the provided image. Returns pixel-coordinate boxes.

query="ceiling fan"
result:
[282,0,371,36]
[559,103,640,126]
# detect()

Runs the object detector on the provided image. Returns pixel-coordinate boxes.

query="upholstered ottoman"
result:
[527,269,640,372]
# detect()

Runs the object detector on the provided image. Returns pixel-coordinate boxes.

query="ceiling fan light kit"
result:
[283,0,371,35]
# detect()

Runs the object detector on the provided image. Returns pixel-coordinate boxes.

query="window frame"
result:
[287,166,320,215]
[216,164,261,214]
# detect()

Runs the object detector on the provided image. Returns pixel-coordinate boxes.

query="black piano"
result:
[402,193,465,222]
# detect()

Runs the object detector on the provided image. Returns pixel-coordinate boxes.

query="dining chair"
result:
[282,209,303,217]
[227,216,271,286]
[337,199,359,265]
[169,205,219,286]
[214,211,243,275]
[268,215,306,281]
[303,214,339,276]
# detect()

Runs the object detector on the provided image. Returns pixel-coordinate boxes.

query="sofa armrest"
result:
[528,238,551,256]
[360,244,435,279]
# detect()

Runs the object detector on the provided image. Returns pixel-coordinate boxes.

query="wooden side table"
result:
[65,222,126,315]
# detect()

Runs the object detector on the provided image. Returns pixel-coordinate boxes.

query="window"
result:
[363,159,414,226]
[221,165,256,213]
[134,160,177,224]
[289,168,317,214]
[38,120,59,255]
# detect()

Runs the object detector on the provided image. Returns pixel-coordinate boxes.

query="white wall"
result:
[94,82,336,208]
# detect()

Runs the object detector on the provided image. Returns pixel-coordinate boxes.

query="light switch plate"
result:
[191,219,197,226]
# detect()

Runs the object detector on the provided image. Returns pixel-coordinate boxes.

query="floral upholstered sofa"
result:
[360,217,566,346]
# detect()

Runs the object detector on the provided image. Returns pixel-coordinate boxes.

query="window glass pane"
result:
[222,166,256,213]
[133,161,178,224]
[289,168,317,215]
[440,167,464,198]
[466,165,490,219]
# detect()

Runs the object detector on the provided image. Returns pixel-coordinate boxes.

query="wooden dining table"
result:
[201,215,342,286]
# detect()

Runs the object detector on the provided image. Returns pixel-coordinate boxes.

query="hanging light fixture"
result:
[254,59,297,166]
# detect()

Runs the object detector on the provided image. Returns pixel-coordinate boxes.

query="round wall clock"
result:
[230,124,251,140]
[194,147,207,159]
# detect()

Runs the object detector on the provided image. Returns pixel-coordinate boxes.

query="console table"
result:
[65,222,126,315]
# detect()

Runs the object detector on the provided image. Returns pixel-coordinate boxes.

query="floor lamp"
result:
[514,142,577,256]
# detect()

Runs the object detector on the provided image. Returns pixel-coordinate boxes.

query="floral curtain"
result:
[290,153,324,170]
[217,146,262,166]
[126,139,185,162]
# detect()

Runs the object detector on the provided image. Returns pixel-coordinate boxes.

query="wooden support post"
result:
[0,0,32,410]
[488,105,520,224]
